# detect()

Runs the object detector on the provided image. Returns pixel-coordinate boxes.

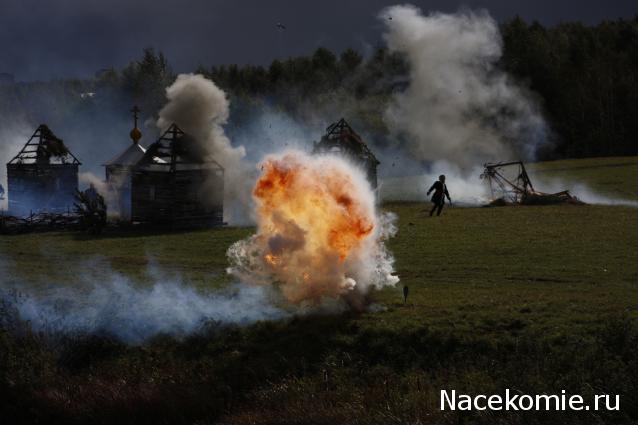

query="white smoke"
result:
[157,73,253,225]
[4,261,287,344]
[376,6,638,207]
[378,161,638,207]
[571,187,638,207]
[0,121,31,211]
[527,172,638,207]
[381,5,549,169]
[380,160,489,205]
[79,171,109,195]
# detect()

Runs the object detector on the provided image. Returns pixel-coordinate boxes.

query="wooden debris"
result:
[480,161,584,206]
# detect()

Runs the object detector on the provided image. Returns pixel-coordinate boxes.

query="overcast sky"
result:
[1,0,636,81]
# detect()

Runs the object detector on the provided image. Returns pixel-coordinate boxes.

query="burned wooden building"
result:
[6,125,80,216]
[480,161,582,206]
[312,118,380,189]
[131,123,224,227]
[103,106,146,220]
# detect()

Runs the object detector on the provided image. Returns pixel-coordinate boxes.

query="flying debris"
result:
[480,161,584,206]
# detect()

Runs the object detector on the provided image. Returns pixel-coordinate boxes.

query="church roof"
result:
[104,142,146,167]
[137,123,224,172]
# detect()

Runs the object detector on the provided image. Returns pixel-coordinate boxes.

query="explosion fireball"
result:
[227,151,399,306]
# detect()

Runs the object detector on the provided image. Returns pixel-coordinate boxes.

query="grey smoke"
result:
[381,5,550,169]
[156,73,254,225]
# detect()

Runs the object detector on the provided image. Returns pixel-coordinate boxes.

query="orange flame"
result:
[227,151,398,305]
[233,152,376,303]
[255,154,374,262]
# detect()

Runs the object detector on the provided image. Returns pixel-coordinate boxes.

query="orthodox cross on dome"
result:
[130,105,142,144]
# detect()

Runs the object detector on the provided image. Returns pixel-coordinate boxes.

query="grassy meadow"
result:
[1,157,638,424]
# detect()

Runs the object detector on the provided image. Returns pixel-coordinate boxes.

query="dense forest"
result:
[1,16,637,162]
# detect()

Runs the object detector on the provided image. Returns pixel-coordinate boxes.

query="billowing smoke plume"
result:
[227,151,399,306]
[157,74,252,224]
[381,5,549,169]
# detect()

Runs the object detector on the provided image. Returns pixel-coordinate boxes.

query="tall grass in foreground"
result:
[2,302,637,424]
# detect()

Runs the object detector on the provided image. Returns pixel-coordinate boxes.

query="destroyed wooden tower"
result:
[481,161,580,205]
[312,118,380,189]
[104,106,146,220]
[131,123,224,227]
[6,125,80,216]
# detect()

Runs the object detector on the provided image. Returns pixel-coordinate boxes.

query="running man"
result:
[427,174,451,216]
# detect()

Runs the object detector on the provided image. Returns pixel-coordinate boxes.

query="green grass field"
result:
[529,156,638,200]
[1,157,638,424]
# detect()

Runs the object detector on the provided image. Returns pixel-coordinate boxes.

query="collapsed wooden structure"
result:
[312,118,380,189]
[0,187,106,235]
[480,161,581,205]
[131,124,224,227]
[0,211,79,234]
[6,125,80,216]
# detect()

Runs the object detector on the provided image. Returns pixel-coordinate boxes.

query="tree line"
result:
[2,16,637,161]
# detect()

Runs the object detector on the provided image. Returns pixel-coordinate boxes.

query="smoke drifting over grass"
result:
[570,189,638,207]
[3,261,286,344]
[529,175,638,208]
[381,5,550,169]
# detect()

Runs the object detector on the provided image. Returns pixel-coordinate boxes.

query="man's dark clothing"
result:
[427,181,450,216]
